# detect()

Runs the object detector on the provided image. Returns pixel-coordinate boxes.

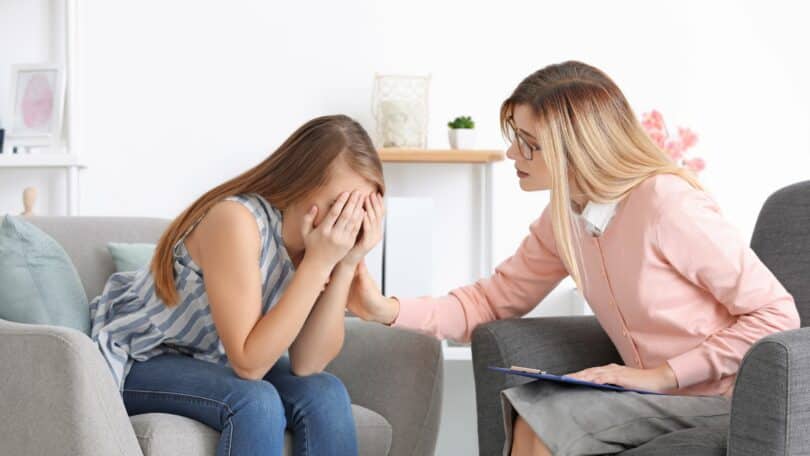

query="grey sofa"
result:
[472,180,810,456]
[0,216,443,456]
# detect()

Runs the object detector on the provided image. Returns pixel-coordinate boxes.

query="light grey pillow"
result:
[107,242,156,272]
[0,215,90,334]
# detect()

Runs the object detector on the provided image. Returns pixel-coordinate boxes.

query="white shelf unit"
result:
[0,153,83,168]
[0,154,86,215]
[379,149,504,363]
[0,0,84,216]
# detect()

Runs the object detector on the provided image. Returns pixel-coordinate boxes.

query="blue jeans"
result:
[123,354,358,456]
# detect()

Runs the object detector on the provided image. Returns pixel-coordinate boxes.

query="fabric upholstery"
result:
[107,242,156,272]
[0,215,90,334]
[130,405,392,456]
[6,216,441,456]
[328,318,443,456]
[750,180,810,325]
[729,327,810,455]
[0,318,144,456]
[471,316,622,456]
[26,216,169,300]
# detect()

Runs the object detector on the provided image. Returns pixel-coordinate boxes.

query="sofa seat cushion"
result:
[130,404,392,456]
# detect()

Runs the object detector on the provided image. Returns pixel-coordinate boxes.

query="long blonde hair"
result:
[151,115,385,306]
[500,61,702,291]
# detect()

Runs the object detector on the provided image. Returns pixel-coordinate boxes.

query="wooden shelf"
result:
[379,148,504,164]
[0,153,86,168]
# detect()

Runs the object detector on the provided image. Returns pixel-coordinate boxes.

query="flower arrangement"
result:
[640,110,705,174]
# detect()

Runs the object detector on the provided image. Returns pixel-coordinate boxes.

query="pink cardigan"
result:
[393,174,799,396]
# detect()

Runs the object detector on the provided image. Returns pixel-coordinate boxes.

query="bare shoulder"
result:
[186,199,261,264]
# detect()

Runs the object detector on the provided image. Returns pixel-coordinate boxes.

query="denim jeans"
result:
[123,354,358,456]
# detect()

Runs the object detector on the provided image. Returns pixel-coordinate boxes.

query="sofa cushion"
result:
[0,215,90,334]
[26,217,169,300]
[107,242,156,272]
[130,404,392,456]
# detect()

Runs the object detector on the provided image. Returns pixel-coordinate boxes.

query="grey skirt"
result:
[501,381,730,456]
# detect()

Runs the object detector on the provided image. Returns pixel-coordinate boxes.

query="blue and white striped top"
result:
[89,194,295,391]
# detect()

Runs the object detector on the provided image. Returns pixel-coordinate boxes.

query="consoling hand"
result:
[301,190,365,270]
[346,261,399,325]
[565,363,678,393]
[341,193,385,268]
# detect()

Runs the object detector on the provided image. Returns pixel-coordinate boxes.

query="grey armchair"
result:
[0,217,443,456]
[471,180,810,456]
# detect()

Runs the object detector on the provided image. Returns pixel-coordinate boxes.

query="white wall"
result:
[371,0,810,270]
[4,0,808,274]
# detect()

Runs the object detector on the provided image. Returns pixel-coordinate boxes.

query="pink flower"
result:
[641,110,665,132]
[648,130,667,148]
[683,157,706,173]
[640,109,706,174]
[678,127,698,149]
[665,140,684,161]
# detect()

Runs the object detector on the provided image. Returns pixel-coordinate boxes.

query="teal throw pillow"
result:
[0,215,90,334]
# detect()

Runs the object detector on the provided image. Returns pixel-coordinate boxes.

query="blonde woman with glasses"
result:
[347,61,799,455]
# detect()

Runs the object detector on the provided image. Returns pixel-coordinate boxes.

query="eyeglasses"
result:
[506,118,540,160]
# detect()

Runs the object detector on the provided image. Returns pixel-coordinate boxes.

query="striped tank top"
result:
[89,194,295,391]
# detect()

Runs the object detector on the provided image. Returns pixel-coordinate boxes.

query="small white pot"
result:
[448,128,476,150]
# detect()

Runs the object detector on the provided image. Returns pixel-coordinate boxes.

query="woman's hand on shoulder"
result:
[301,190,365,271]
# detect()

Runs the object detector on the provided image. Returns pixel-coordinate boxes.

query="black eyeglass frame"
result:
[506,117,541,160]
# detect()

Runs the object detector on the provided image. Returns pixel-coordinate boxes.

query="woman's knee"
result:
[512,415,550,456]
[512,415,530,451]
[231,380,286,431]
[294,372,353,418]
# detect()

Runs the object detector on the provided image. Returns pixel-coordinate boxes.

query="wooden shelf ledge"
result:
[379,148,504,164]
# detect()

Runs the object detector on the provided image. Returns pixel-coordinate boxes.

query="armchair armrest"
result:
[729,327,810,456]
[471,316,621,456]
[327,318,443,456]
[0,319,143,456]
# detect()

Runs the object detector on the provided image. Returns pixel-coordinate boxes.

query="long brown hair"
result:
[151,115,384,306]
[500,61,701,290]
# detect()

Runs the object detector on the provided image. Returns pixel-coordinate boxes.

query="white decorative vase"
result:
[372,74,431,148]
[448,128,476,150]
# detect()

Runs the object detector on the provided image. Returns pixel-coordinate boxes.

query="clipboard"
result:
[488,366,665,395]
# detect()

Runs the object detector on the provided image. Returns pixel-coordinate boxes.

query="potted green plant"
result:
[447,115,476,150]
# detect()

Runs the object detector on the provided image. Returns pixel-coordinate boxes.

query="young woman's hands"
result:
[565,363,678,393]
[301,190,365,271]
[346,261,400,325]
[341,193,385,269]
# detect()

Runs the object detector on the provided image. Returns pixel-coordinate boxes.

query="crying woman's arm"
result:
[287,262,354,375]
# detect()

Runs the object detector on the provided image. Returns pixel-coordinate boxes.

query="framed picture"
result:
[7,64,66,144]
